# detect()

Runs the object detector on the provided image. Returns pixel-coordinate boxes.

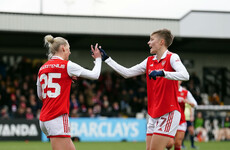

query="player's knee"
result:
[166,140,174,149]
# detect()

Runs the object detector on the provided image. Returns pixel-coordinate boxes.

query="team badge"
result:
[161,60,166,66]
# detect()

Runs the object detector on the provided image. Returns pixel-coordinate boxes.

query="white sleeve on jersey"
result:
[36,77,42,100]
[187,91,198,107]
[67,58,102,80]
[104,57,147,78]
[164,53,189,81]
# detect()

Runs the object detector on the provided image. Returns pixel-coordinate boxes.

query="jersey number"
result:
[40,73,61,98]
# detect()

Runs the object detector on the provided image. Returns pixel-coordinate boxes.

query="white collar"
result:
[51,56,64,60]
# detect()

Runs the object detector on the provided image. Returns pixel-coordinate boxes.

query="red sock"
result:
[174,146,181,150]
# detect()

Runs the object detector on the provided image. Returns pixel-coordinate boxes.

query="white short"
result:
[177,122,187,132]
[39,114,71,138]
[146,110,181,138]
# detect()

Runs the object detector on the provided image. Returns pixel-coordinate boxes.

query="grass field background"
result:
[0,140,230,150]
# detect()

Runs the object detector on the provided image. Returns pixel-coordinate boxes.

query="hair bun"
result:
[44,35,54,44]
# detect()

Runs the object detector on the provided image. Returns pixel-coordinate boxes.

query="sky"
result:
[0,0,230,19]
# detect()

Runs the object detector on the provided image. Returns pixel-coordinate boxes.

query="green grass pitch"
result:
[0,141,229,150]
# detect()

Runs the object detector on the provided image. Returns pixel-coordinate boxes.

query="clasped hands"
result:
[90,44,164,80]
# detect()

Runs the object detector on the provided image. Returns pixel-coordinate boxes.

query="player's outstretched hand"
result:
[149,70,165,80]
[99,48,109,61]
[91,43,102,59]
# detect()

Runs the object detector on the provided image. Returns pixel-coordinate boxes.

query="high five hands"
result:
[91,43,102,59]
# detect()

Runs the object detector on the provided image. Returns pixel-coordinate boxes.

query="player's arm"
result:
[68,44,102,80]
[185,91,198,107]
[36,77,42,100]
[99,47,146,78]
[67,58,102,80]
[164,54,189,81]
[105,57,147,78]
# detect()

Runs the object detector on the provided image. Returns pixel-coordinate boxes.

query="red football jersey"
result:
[146,51,180,118]
[177,87,188,124]
[38,58,72,121]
